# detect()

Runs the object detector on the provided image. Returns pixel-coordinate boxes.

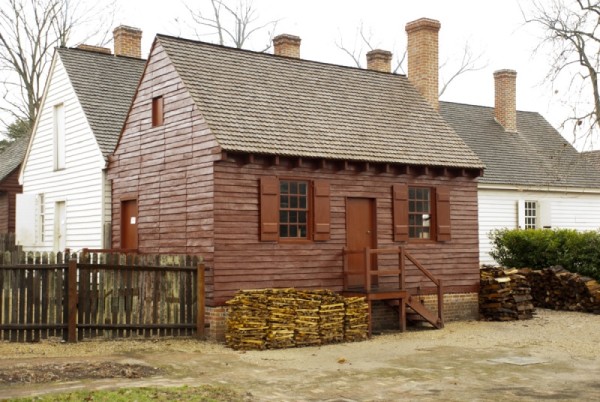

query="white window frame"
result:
[523,200,538,229]
[36,193,45,243]
[53,103,65,170]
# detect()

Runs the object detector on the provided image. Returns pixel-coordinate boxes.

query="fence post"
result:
[68,259,77,342]
[196,262,206,339]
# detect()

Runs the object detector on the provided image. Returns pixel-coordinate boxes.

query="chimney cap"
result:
[494,69,517,77]
[273,34,301,44]
[366,49,392,58]
[113,25,142,36]
[405,18,441,34]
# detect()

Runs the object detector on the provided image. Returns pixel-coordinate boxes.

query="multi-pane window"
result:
[279,180,308,239]
[408,187,432,239]
[524,201,538,229]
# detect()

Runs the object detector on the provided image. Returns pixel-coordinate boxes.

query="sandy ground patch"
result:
[0,309,599,401]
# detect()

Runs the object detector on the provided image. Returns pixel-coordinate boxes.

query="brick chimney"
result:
[113,25,142,58]
[406,18,441,110]
[273,34,301,58]
[76,44,112,54]
[494,69,517,132]
[366,49,392,73]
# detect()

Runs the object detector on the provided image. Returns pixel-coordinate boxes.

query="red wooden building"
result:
[109,18,485,339]
[0,135,29,234]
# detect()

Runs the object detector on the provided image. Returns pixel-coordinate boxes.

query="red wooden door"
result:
[121,200,138,250]
[346,198,376,288]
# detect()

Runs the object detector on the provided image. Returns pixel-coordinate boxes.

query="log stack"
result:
[225,290,269,350]
[344,296,369,342]
[522,266,600,314]
[225,289,368,350]
[479,267,535,321]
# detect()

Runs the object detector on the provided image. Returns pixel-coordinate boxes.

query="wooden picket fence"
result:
[0,233,18,253]
[0,250,206,342]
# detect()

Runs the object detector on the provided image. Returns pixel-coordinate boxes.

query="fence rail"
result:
[0,250,205,342]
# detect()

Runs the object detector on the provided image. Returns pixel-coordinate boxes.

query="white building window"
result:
[36,193,45,243]
[524,201,538,229]
[53,103,65,170]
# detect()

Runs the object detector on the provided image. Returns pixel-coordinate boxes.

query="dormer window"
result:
[152,96,164,127]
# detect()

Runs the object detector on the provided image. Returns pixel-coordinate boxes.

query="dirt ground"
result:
[1,308,599,401]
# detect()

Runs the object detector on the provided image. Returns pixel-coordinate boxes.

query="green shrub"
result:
[489,228,600,281]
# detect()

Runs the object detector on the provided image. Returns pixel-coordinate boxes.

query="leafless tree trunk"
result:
[525,0,600,144]
[336,22,485,94]
[0,0,114,139]
[183,0,278,51]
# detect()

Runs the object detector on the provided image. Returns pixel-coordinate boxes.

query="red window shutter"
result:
[436,186,451,242]
[393,184,409,242]
[260,176,279,241]
[313,180,331,241]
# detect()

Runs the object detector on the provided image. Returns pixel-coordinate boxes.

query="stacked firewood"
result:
[225,289,368,350]
[225,290,269,350]
[479,267,535,321]
[522,267,600,313]
[344,296,369,342]
[294,292,322,347]
[319,290,346,344]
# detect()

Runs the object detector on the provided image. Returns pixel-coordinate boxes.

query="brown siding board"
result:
[110,42,218,302]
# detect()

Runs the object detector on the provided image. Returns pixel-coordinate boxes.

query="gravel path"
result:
[1,308,599,401]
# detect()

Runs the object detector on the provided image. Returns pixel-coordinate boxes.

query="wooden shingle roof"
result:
[0,134,29,182]
[440,101,600,188]
[57,48,146,159]
[156,35,484,170]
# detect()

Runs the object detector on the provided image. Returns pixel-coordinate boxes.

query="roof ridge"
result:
[156,34,407,78]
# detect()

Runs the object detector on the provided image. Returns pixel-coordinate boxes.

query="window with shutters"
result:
[524,201,538,229]
[408,187,433,239]
[393,184,450,242]
[260,177,330,242]
[279,180,309,239]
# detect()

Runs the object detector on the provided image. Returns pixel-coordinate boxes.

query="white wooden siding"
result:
[16,54,106,252]
[478,188,600,265]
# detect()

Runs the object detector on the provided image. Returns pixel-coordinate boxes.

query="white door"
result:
[54,201,66,251]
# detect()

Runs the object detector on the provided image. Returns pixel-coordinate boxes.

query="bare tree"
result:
[335,23,406,74]
[525,0,600,143]
[0,0,114,140]
[335,22,485,94]
[181,0,278,51]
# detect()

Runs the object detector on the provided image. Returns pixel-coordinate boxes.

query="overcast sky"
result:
[110,0,577,145]
[7,0,588,149]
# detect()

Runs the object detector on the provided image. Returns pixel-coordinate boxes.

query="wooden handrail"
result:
[342,246,444,326]
[404,250,440,286]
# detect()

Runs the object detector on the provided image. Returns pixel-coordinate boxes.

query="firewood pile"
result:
[479,267,535,321]
[522,266,600,314]
[225,289,368,350]
[344,297,369,342]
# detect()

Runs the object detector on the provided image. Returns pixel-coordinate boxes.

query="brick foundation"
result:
[206,306,228,341]
[371,292,478,331]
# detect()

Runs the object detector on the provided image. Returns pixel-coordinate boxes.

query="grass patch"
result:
[9,384,249,402]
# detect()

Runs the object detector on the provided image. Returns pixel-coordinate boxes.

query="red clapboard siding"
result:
[0,167,22,233]
[211,160,480,305]
[109,42,481,308]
